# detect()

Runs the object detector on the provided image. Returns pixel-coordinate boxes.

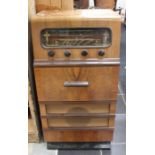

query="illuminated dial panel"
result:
[41,28,112,48]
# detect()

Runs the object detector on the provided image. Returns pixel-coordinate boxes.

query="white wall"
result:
[88,0,126,9]
[116,0,126,9]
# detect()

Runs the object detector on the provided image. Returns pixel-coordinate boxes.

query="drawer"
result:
[34,66,119,101]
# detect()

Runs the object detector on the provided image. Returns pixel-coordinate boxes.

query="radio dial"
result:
[98,50,105,56]
[48,51,55,57]
[64,51,71,57]
[81,50,88,56]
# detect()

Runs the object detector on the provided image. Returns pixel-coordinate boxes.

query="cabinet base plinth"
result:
[47,142,111,150]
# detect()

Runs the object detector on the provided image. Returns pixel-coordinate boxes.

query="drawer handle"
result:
[64,81,89,87]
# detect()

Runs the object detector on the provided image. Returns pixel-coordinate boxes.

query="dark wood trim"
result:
[39,100,116,104]
[33,59,120,67]
[114,0,118,10]
[43,126,114,131]
[41,113,115,118]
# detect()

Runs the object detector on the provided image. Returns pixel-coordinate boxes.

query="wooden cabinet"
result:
[31,9,121,143]
[28,80,40,142]
[95,0,116,9]
[35,0,74,12]
[74,0,89,9]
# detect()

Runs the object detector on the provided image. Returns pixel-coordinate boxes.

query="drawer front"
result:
[43,130,113,142]
[34,66,119,101]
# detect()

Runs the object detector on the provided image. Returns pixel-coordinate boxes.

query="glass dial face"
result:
[41,28,112,48]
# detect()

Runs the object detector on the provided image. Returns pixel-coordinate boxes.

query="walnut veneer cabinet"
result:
[31,9,121,146]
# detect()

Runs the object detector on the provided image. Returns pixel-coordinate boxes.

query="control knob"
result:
[98,50,105,56]
[64,51,71,57]
[81,50,88,56]
[48,51,55,57]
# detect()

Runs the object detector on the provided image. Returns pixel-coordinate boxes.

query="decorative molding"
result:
[34,59,120,67]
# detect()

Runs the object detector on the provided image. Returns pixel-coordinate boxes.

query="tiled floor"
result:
[119,25,126,97]
[29,25,126,155]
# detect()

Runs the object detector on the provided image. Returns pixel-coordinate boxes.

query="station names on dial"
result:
[41,28,112,48]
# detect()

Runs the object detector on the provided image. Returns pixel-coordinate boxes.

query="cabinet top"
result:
[32,9,121,21]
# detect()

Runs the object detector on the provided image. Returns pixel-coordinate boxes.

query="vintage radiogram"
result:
[31,9,121,147]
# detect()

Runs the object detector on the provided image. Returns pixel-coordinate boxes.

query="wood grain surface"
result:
[30,9,121,143]
[47,117,109,128]
[45,102,110,115]
[95,0,116,9]
[43,129,113,142]
[34,66,119,101]
[28,80,40,142]
[35,0,73,12]
[31,9,121,60]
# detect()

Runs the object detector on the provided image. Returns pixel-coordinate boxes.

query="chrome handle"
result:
[64,81,89,87]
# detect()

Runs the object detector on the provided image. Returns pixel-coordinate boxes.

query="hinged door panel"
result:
[34,66,119,101]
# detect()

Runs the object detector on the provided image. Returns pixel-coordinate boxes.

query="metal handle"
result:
[64,81,89,87]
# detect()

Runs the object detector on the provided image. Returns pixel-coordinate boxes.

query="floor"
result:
[119,25,126,98]
[29,25,126,155]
